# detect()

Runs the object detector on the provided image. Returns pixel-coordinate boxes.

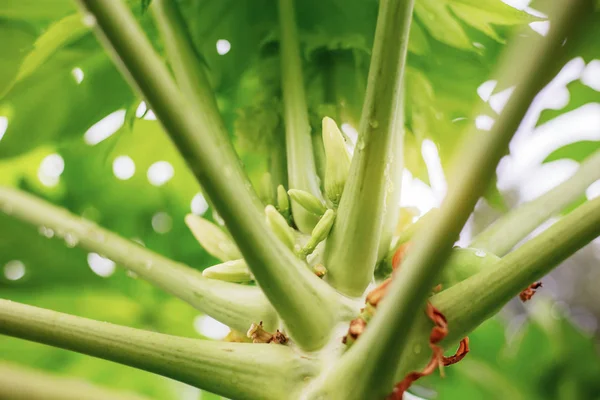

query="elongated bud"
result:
[276,185,290,219]
[259,172,275,205]
[202,259,253,283]
[301,209,336,256]
[265,205,295,249]
[288,189,327,216]
[185,214,241,261]
[322,117,351,206]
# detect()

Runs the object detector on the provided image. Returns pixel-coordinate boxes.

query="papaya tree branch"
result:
[439,195,600,344]
[0,300,317,400]
[470,148,600,256]
[394,195,600,382]
[76,0,345,350]
[0,186,277,332]
[306,1,590,397]
[323,0,412,296]
[0,362,151,400]
[278,0,324,232]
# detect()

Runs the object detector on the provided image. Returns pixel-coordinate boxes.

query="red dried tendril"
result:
[343,242,471,399]
[519,281,542,302]
[386,243,469,399]
[387,303,470,400]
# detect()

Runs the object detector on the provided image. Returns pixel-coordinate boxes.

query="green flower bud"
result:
[202,259,253,283]
[276,185,290,219]
[301,209,336,256]
[322,117,351,206]
[185,214,241,261]
[265,205,295,249]
[287,189,327,216]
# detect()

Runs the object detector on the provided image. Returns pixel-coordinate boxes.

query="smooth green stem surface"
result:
[0,187,276,332]
[439,195,600,344]
[323,0,411,296]
[308,1,589,397]
[0,300,317,400]
[394,195,600,382]
[278,0,324,233]
[77,0,342,350]
[471,149,600,256]
[0,362,151,400]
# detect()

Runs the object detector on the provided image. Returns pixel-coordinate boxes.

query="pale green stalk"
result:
[0,300,317,400]
[278,0,324,233]
[0,186,276,332]
[0,362,151,400]
[323,0,411,296]
[307,1,590,397]
[77,0,344,350]
[471,148,600,256]
[394,195,600,382]
[438,195,600,345]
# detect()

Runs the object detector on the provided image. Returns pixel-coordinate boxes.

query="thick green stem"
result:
[394,195,600,382]
[278,0,324,233]
[323,0,411,296]
[470,149,600,256]
[77,0,343,350]
[439,195,600,344]
[377,99,404,261]
[0,300,317,400]
[0,362,151,400]
[307,1,589,397]
[0,187,276,332]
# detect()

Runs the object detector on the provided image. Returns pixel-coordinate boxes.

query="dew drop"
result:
[144,259,153,270]
[369,119,379,128]
[64,233,79,248]
[475,249,486,257]
[82,13,97,27]
[38,226,55,238]
[413,344,422,354]
[127,270,139,279]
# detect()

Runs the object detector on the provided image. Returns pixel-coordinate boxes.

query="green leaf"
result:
[0,21,36,97]
[0,0,76,20]
[415,0,472,50]
[408,21,430,55]
[416,0,536,50]
[543,141,600,163]
[0,53,134,158]
[16,14,91,83]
